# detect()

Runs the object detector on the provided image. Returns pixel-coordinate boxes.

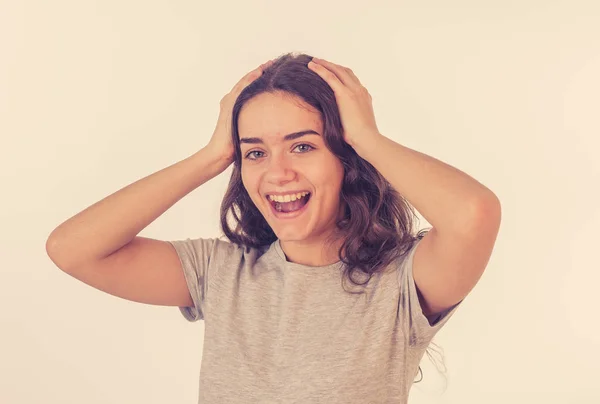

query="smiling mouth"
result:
[267,192,312,213]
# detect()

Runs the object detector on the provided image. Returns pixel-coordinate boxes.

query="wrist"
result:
[190,145,232,173]
[350,132,386,159]
[203,143,234,163]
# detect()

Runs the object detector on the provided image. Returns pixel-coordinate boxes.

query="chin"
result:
[271,225,311,242]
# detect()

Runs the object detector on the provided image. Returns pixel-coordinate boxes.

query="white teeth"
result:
[268,192,309,203]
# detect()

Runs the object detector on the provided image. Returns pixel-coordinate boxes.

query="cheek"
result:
[326,159,345,188]
[240,166,253,186]
[240,170,253,196]
[241,168,263,205]
[305,158,343,187]
[240,172,247,190]
[312,165,344,205]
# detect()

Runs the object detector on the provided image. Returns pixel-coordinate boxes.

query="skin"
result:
[238,91,346,266]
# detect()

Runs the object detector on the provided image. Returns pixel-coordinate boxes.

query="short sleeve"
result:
[397,237,463,347]
[167,237,217,322]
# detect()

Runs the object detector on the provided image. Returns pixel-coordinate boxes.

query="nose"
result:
[264,152,297,184]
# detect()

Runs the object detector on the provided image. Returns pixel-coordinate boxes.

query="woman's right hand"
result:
[207,58,275,164]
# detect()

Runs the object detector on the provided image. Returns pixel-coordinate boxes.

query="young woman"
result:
[46,52,501,403]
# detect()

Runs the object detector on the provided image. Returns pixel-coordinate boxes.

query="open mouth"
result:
[267,192,312,215]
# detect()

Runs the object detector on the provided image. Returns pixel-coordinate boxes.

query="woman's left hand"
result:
[307,57,381,149]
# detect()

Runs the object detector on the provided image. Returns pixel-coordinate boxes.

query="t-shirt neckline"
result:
[273,239,344,272]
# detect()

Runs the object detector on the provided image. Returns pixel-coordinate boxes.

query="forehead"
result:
[238,92,322,143]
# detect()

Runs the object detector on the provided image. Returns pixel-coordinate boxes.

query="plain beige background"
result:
[2,1,599,403]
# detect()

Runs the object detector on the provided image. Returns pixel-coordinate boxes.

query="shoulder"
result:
[211,236,272,262]
[386,238,421,272]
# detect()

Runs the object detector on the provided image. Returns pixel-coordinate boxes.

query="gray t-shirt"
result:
[168,236,462,404]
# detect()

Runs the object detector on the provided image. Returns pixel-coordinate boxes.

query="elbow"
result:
[45,230,73,272]
[45,232,63,269]
[466,193,502,235]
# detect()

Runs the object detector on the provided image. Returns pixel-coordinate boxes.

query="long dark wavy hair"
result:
[219,52,445,384]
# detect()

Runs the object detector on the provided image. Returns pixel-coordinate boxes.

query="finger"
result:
[248,59,275,79]
[308,59,346,94]
[258,59,275,72]
[344,67,362,86]
[246,62,268,80]
[232,60,274,92]
[311,58,361,89]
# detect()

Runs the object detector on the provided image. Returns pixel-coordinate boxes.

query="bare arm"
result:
[45,145,230,271]
[45,59,274,307]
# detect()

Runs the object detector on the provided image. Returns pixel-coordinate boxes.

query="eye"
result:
[244,150,264,160]
[244,144,314,161]
[293,144,314,153]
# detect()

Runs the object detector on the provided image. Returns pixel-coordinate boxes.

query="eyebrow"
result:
[239,130,320,145]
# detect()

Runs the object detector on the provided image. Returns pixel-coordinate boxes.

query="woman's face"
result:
[238,92,345,243]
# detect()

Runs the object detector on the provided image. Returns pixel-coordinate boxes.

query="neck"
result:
[279,231,345,267]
